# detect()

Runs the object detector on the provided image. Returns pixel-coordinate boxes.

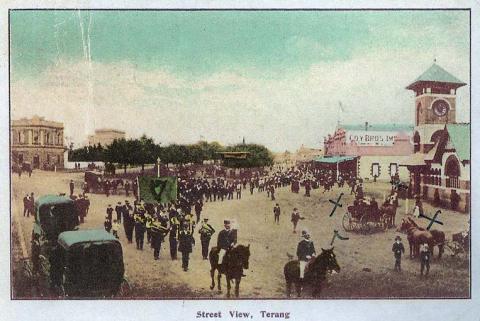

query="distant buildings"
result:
[323,123,414,181]
[87,128,126,147]
[294,145,323,163]
[11,116,65,169]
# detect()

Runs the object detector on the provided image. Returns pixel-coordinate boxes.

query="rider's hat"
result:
[224,220,231,225]
[395,236,402,241]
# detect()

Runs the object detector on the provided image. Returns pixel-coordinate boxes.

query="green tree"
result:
[223,143,274,168]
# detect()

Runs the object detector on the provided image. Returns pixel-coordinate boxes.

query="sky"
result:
[10,10,470,152]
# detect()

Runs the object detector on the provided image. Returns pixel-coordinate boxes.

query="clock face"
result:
[432,99,449,117]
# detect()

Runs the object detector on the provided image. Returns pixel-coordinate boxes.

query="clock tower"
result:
[406,63,466,153]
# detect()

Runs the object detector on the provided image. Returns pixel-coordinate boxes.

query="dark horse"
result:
[284,247,340,298]
[209,244,250,298]
[399,217,445,259]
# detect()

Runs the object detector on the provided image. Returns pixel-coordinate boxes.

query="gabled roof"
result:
[407,64,466,90]
[342,124,413,132]
[447,124,470,161]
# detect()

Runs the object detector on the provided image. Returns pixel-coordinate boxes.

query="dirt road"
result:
[11,171,470,298]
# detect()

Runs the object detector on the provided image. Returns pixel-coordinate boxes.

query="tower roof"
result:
[406,63,466,90]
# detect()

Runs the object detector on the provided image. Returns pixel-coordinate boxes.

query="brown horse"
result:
[399,217,444,258]
[209,244,250,298]
[284,247,340,298]
[380,203,397,228]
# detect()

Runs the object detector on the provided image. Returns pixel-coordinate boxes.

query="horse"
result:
[209,244,250,298]
[380,203,397,228]
[405,217,445,258]
[399,218,444,259]
[283,247,340,298]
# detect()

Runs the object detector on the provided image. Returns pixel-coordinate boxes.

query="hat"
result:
[204,218,209,221]
[224,220,231,225]
[108,204,112,207]
[301,230,309,236]
[117,202,122,204]
[395,236,402,241]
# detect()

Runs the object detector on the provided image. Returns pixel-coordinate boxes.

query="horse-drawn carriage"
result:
[23,195,130,297]
[84,171,104,193]
[342,199,397,234]
[445,230,469,257]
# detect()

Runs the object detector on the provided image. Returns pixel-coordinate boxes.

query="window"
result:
[389,163,398,176]
[371,163,380,177]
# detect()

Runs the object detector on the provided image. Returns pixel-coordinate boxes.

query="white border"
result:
[0,1,478,321]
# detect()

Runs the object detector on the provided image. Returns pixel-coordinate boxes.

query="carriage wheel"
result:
[342,213,352,232]
[360,215,370,234]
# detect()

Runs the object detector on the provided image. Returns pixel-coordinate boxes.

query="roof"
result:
[58,229,119,248]
[314,156,357,164]
[447,124,470,161]
[406,64,466,89]
[35,195,74,209]
[399,153,427,167]
[342,124,413,132]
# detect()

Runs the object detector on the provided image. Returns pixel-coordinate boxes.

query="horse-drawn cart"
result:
[342,202,394,234]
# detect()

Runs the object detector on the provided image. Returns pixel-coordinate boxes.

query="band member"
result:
[169,212,180,260]
[392,236,405,272]
[198,218,215,260]
[123,200,134,243]
[115,201,123,223]
[134,209,146,250]
[296,230,316,280]
[178,222,195,271]
[106,204,113,221]
[217,220,237,265]
[69,179,74,196]
[151,217,170,260]
[194,199,203,224]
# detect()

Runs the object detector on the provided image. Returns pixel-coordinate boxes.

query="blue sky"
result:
[10,10,470,151]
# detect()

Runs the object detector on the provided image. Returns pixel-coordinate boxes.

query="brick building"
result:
[401,63,470,212]
[11,116,65,169]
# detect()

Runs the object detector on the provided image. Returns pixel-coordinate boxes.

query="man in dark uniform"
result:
[106,204,113,221]
[150,216,170,260]
[124,180,130,197]
[194,199,203,224]
[178,221,195,271]
[132,180,138,200]
[217,220,237,266]
[134,205,146,250]
[23,194,29,217]
[392,236,405,272]
[115,201,123,223]
[69,179,74,196]
[123,200,134,243]
[273,203,281,224]
[198,218,215,260]
[296,230,316,281]
[169,212,180,260]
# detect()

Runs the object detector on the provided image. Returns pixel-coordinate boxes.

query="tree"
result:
[223,143,274,168]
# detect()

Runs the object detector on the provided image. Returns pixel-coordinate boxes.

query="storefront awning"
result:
[313,156,357,164]
[400,153,427,167]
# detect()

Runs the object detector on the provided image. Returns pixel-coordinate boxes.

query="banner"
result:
[138,176,178,204]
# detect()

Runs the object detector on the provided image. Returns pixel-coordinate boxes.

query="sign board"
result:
[347,130,399,146]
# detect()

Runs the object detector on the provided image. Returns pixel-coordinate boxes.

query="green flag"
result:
[138,176,178,204]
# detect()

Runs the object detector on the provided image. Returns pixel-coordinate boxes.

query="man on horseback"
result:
[297,230,316,281]
[217,220,237,267]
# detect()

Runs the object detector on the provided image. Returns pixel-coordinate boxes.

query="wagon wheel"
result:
[360,215,371,234]
[342,212,352,232]
[117,277,131,297]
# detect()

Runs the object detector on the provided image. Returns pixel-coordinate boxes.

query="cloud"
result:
[11,45,469,152]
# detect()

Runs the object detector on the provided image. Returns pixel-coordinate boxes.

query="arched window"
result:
[445,155,460,188]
